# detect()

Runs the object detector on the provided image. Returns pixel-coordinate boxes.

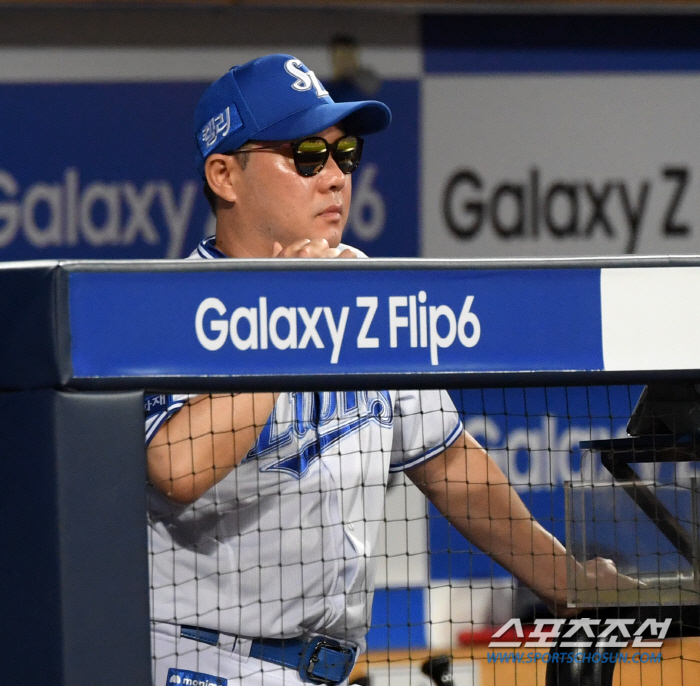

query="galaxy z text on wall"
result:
[442,166,690,253]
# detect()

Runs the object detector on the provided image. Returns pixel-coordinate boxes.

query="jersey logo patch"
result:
[166,667,227,686]
[249,391,392,478]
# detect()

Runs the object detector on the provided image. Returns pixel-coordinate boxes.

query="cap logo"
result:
[284,58,329,98]
[198,103,243,156]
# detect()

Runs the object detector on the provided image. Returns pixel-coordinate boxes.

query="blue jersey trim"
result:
[196,236,228,260]
[144,393,188,445]
[389,420,464,473]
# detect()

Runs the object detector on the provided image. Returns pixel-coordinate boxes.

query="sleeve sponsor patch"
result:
[166,667,227,686]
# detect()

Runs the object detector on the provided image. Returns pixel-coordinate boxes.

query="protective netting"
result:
[145,384,700,686]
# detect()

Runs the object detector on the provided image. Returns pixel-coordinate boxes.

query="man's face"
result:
[231,125,352,254]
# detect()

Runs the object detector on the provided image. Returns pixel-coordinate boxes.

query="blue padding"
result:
[68,267,603,381]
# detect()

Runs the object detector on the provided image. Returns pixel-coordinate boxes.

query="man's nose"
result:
[317,153,347,191]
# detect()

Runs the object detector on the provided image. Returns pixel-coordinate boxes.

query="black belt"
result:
[180,625,356,685]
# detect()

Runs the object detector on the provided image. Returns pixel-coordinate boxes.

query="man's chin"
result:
[312,222,346,249]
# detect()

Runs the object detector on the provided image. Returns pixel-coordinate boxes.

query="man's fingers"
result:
[273,238,353,259]
[619,573,647,589]
[588,557,646,589]
[274,238,311,258]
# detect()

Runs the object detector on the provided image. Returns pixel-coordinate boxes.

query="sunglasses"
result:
[232,135,364,177]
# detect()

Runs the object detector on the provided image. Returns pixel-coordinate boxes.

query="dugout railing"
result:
[3,256,700,685]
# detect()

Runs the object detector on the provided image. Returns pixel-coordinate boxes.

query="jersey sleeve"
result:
[389,389,463,472]
[144,393,191,445]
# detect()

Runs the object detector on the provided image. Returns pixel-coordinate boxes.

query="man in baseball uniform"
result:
[145,54,624,686]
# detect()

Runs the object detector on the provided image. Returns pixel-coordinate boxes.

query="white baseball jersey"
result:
[145,237,463,653]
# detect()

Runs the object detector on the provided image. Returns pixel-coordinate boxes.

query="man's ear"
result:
[204,154,238,204]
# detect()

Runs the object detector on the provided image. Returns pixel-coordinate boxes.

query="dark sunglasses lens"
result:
[294,138,329,176]
[332,136,362,174]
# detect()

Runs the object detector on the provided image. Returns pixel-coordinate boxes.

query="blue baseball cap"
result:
[194,54,392,178]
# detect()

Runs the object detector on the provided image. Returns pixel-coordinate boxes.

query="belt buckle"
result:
[302,638,355,685]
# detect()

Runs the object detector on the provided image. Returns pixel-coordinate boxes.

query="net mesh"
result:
[146,383,700,685]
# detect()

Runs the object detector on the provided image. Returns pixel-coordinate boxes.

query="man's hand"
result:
[272,238,357,258]
[407,435,645,619]
[552,556,644,617]
[148,392,279,504]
